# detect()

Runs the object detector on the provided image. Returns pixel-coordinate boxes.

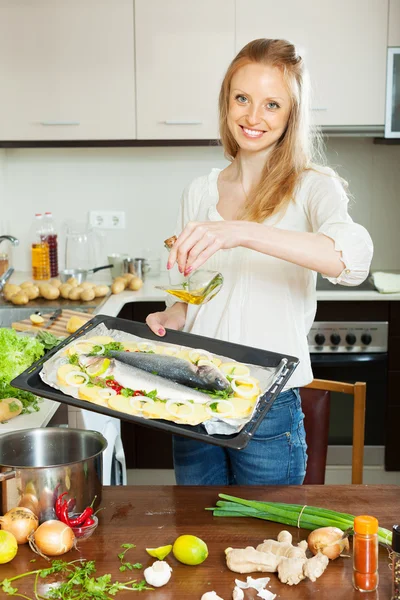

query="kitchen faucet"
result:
[0,235,19,247]
[0,236,19,290]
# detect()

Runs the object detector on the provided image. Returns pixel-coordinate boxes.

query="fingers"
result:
[168,222,218,273]
[185,238,221,275]
[167,221,197,270]
[145,312,166,337]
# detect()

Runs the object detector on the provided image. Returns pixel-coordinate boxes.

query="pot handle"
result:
[0,470,17,482]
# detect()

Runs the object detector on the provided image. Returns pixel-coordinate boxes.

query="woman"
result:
[146,39,373,486]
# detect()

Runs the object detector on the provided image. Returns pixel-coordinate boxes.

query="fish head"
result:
[197,365,230,391]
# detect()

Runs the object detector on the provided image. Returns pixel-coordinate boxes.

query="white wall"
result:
[2,138,400,272]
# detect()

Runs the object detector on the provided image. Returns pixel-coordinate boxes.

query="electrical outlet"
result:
[89,210,126,230]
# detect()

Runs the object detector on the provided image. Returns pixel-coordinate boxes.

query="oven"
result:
[308,321,388,452]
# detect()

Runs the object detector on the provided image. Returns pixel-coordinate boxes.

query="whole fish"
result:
[78,355,215,404]
[108,350,230,392]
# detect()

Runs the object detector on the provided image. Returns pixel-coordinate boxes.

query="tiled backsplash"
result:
[1,138,399,272]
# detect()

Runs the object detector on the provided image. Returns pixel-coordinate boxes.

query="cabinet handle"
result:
[40,121,80,126]
[311,108,328,112]
[162,120,202,125]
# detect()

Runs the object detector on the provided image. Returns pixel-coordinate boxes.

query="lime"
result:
[172,535,208,565]
[86,358,110,377]
[146,544,173,560]
[0,530,18,564]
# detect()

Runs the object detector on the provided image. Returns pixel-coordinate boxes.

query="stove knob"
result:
[361,333,372,346]
[345,333,356,346]
[314,333,325,346]
[330,333,341,346]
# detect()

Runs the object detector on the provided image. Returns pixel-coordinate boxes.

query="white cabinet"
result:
[135,0,234,139]
[389,0,400,46]
[0,0,135,140]
[236,0,388,127]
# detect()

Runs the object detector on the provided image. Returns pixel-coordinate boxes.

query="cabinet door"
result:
[236,0,388,127]
[0,0,135,140]
[135,0,234,139]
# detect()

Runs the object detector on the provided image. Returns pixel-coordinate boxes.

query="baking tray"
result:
[11,314,299,450]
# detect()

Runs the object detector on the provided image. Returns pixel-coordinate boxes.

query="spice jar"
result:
[392,524,400,600]
[353,515,379,592]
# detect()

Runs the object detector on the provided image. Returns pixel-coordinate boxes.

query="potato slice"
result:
[78,385,109,407]
[108,395,141,416]
[220,362,250,377]
[86,336,115,345]
[0,398,23,422]
[57,364,83,386]
[122,342,138,352]
[229,397,256,418]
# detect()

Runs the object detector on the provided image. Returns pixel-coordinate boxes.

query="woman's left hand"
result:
[167,220,248,275]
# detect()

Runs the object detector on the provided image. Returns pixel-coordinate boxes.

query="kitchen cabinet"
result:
[0,0,135,141]
[135,0,235,139]
[389,0,400,46]
[236,0,388,128]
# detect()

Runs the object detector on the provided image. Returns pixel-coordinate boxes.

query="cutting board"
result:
[12,309,93,336]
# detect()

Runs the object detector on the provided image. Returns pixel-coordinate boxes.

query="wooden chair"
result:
[300,379,366,485]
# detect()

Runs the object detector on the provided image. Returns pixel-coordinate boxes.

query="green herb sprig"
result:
[118,544,143,573]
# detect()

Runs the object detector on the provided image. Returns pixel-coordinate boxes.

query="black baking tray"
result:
[11,314,299,450]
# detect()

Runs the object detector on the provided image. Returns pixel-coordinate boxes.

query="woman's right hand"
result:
[145,302,187,337]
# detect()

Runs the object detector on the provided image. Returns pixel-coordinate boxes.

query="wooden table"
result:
[2,485,398,599]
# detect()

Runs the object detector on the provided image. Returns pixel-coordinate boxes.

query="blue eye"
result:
[235,94,248,104]
[267,101,280,109]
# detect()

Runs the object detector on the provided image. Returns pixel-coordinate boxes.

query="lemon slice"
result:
[220,362,250,377]
[146,544,173,560]
[30,314,44,325]
[85,358,111,377]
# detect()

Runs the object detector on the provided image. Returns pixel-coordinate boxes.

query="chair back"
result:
[301,387,330,484]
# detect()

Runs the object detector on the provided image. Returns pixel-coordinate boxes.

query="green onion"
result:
[206,493,392,546]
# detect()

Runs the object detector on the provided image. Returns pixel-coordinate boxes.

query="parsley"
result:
[144,389,158,400]
[208,402,219,412]
[89,342,125,356]
[118,544,142,573]
[9,401,20,412]
[194,386,234,399]
[121,388,134,397]
[68,353,79,365]
[1,580,18,595]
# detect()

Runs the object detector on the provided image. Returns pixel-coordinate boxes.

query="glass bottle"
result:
[392,525,400,600]
[353,515,379,592]
[31,213,50,280]
[43,211,59,277]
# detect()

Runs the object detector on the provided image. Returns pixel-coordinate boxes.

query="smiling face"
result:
[227,62,292,155]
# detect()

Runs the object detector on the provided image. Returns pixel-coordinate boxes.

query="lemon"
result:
[172,535,208,565]
[146,544,172,560]
[85,357,110,377]
[220,362,250,377]
[0,530,18,564]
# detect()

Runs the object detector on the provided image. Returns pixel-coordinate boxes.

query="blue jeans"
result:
[172,388,307,485]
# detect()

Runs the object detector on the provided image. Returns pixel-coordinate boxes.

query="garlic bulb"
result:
[143,560,172,587]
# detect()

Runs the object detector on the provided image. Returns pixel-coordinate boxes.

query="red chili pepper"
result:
[83,516,95,527]
[68,495,97,527]
[54,492,68,518]
[59,499,72,526]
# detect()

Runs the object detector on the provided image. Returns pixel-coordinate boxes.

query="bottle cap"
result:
[354,515,379,535]
[392,525,400,552]
[164,235,177,250]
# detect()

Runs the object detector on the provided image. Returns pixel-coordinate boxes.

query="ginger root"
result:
[225,530,329,586]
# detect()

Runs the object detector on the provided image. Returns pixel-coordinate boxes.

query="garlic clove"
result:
[143,560,172,587]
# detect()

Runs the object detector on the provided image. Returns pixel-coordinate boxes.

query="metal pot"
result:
[0,428,107,522]
[59,264,113,284]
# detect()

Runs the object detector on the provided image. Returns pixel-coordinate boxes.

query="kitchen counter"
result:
[2,484,397,599]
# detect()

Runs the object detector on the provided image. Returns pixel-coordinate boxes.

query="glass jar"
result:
[353,515,379,592]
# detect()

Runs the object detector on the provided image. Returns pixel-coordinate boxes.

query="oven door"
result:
[310,353,387,446]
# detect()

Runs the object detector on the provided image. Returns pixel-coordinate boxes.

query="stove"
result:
[308,321,388,353]
[316,273,376,292]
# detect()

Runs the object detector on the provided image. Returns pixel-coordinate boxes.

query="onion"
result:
[230,376,258,399]
[197,359,217,368]
[166,399,194,418]
[0,507,39,545]
[129,396,155,412]
[70,341,104,355]
[18,493,40,517]
[162,346,180,356]
[29,520,75,560]
[206,400,234,417]
[137,341,157,352]
[65,370,89,387]
[307,527,350,560]
[98,387,117,399]
[188,348,213,362]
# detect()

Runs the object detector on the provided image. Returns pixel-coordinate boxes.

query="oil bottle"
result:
[31,213,50,280]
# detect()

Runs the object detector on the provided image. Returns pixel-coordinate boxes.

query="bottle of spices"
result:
[392,524,400,600]
[352,515,379,592]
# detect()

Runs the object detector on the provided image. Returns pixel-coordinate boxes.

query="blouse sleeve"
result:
[304,168,373,286]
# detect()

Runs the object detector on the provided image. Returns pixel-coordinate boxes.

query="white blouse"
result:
[166,166,373,388]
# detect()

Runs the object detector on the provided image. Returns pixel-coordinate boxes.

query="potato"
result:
[66,315,87,334]
[40,285,60,300]
[24,285,40,300]
[20,281,34,289]
[128,276,143,291]
[111,280,125,295]
[121,273,135,282]
[93,285,109,298]
[11,291,29,305]
[3,284,21,300]
[66,277,78,287]
[80,288,95,302]
[59,284,72,299]
[50,279,62,289]
[0,398,23,422]
[114,276,127,288]
[80,281,95,289]
[68,286,84,300]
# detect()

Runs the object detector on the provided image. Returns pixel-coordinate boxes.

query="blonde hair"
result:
[219,38,325,222]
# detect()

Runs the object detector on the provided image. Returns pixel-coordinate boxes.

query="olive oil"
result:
[163,287,217,305]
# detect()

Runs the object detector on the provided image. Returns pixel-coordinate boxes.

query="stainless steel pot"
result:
[59,264,113,284]
[0,428,107,522]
